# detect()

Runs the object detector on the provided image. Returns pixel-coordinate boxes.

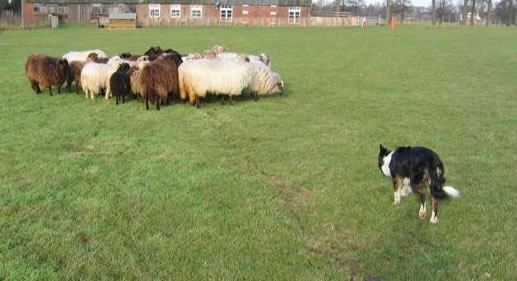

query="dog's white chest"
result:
[381,151,394,177]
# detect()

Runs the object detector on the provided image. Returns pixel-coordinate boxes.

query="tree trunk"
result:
[431,0,436,25]
[486,0,492,26]
[470,0,476,25]
[461,0,468,25]
[506,0,512,26]
[386,0,392,25]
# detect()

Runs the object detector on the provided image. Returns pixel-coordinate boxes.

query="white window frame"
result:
[220,4,232,22]
[170,4,181,18]
[288,6,301,24]
[149,4,160,18]
[190,5,202,18]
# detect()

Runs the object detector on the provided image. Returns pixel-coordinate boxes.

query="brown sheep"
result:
[139,51,183,110]
[25,55,70,95]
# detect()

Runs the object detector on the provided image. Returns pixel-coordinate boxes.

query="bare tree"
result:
[392,0,413,23]
[461,0,469,24]
[432,0,437,24]
[386,0,392,25]
[470,0,477,25]
[437,0,454,24]
[485,0,492,25]
[493,0,515,24]
[344,0,366,16]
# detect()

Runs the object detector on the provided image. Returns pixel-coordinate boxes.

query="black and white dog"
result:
[378,144,460,224]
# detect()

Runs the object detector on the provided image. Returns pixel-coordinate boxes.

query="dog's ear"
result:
[379,144,388,155]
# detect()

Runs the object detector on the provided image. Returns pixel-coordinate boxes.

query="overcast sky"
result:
[364,0,431,7]
[318,0,432,8]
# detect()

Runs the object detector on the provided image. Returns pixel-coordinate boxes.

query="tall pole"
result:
[21,0,24,29]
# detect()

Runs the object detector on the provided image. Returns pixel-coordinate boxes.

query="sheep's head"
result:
[145,46,163,55]
[87,52,99,62]
[278,80,284,95]
[203,50,216,59]
[136,55,149,63]
[212,45,227,54]
[58,58,71,77]
[259,53,271,67]
[119,52,132,59]
[108,56,123,65]
[117,63,131,72]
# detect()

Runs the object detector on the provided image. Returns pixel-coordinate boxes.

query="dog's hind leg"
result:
[428,166,447,223]
[430,196,439,224]
[415,183,426,220]
[392,176,403,204]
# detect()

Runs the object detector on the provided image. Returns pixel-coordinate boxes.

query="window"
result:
[57,4,66,14]
[170,5,181,18]
[191,5,202,18]
[220,4,232,22]
[288,6,300,24]
[242,4,248,15]
[149,4,160,18]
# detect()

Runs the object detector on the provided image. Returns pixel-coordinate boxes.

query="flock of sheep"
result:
[24,45,284,110]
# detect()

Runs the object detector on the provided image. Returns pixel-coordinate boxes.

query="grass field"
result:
[0,24,515,281]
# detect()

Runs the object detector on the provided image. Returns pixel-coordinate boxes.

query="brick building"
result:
[25,0,312,27]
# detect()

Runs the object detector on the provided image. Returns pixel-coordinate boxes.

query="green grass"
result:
[0,24,515,281]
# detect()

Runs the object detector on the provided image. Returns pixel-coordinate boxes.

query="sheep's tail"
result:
[443,186,460,198]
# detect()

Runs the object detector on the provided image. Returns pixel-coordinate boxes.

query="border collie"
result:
[378,144,460,224]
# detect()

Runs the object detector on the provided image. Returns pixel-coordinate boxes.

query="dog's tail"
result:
[429,166,460,199]
[443,186,460,198]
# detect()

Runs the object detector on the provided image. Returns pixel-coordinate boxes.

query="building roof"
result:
[109,12,137,20]
[27,0,312,7]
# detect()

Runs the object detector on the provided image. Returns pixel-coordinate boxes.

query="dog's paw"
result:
[419,210,426,220]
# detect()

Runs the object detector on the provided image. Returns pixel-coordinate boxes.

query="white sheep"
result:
[216,52,271,68]
[80,57,123,100]
[179,57,253,107]
[247,60,284,100]
[62,49,108,63]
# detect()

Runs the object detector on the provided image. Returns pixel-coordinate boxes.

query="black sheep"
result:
[109,63,131,105]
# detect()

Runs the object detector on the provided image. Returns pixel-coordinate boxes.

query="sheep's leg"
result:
[57,86,61,94]
[220,96,226,105]
[253,91,259,101]
[49,86,53,96]
[229,96,234,105]
[30,82,41,94]
[105,87,111,99]
[146,96,150,110]
[122,94,125,104]
[195,97,200,108]
[156,97,161,110]
[116,94,119,105]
